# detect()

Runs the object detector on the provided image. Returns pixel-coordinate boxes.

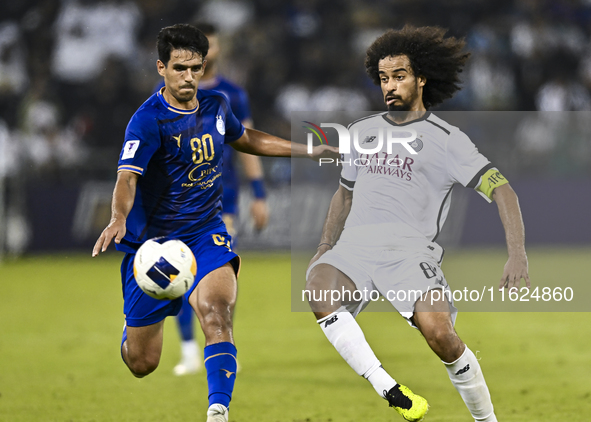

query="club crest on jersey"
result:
[216,115,226,135]
[410,138,423,152]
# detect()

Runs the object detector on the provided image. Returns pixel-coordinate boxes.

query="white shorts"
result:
[306,230,457,326]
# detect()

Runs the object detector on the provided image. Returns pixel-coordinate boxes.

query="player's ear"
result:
[418,74,426,87]
[157,60,166,77]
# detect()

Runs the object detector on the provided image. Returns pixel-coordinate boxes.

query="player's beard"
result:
[387,99,411,112]
[385,80,420,112]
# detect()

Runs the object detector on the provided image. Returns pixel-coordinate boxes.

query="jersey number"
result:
[212,234,231,250]
[419,262,437,279]
[191,134,215,164]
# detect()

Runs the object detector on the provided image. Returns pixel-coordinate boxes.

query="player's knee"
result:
[427,328,454,347]
[423,328,463,360]
[126,354,160,378]
[305,276,324,301]
[305,279,334,315]
[305,267,335,300]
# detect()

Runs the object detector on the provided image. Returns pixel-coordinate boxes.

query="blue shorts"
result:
[121,230,240,327]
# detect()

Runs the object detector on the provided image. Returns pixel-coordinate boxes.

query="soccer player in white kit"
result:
[306,26,530,422]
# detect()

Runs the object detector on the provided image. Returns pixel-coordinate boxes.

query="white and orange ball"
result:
[133,238,197,300]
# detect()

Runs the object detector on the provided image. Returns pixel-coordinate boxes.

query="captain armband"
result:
[475,168,508,203]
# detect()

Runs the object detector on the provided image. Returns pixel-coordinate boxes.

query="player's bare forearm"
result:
[232,128,339,160]
[92,171,138,257]
[321,185,353,245]
[492,183,530,290]
[309,185,353,267]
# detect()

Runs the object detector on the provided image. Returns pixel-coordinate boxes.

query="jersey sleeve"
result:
[446,129,491,188]
[339,124,358,191]
[221,96,245,144]
[117,113,160,175]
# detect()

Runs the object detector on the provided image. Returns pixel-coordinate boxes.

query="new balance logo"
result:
[324,315,338,328]
[362,136,377,144]
[455,364,470,375]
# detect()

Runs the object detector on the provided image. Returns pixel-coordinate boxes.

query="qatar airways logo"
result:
[302,122,418,166]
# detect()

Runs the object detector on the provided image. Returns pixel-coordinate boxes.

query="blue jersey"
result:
[155,77,252,215]
[209,78,252,215]
[116,88,245,254]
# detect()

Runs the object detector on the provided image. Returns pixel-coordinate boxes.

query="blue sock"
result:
[204,342,237,408]
[176,299,194,341]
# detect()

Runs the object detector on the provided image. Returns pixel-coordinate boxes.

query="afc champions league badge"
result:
[410,138,423,152]
[216,115,226,135]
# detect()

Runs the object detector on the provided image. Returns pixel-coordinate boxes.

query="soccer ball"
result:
[133,238,197,300]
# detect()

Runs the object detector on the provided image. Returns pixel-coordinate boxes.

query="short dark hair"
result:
[365,26,470,109]
[157,24,209,66]
[194,22,218,37]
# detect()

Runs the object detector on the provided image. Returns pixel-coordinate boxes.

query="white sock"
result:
[444,347,497,422]
[365,362,398,398]
[318,311,396,398]
[180,339,199,363]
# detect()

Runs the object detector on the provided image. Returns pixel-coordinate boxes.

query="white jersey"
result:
[339,112,492,244]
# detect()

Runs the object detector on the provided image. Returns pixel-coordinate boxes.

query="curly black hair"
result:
[365,26,470,109]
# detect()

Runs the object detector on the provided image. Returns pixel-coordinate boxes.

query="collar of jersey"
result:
[381,111,431,126]
[158,88,200,114]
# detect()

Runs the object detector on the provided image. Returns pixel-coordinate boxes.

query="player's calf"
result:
[192,263,237,344]
[413,291,496,421]
[191,264,239,412]
[198,298,235,344]
[418,322,464,363]
[413,290,464,362]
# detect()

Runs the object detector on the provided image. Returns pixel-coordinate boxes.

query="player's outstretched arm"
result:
[231,128,339,160]
[492,183,530,291]
[308,185,353,269]
[92,171,139,257]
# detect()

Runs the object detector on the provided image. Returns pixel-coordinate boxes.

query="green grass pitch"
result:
[1,248,590,421]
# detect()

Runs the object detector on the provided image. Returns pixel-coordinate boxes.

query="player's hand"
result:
[308,243,333,270]
[498,253,530,291]
[250,199,269,231]
[92,218,127,257]
[309,145,340,161]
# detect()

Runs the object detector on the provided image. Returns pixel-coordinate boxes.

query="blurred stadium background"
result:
[1,0,591,253]
[1,1,591,421]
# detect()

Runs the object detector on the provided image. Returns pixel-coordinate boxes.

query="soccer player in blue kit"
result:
[153,22,270,376]
[92,24,336,422]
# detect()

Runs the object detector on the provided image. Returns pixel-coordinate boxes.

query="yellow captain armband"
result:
[475,168,508,203]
